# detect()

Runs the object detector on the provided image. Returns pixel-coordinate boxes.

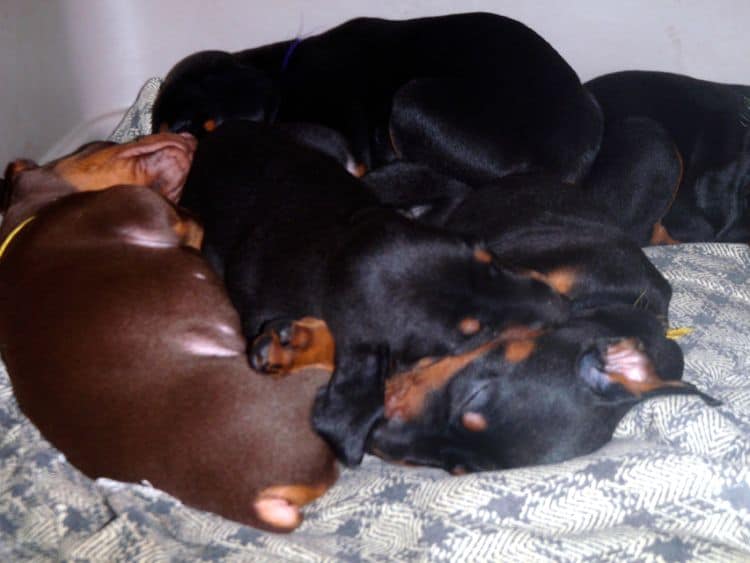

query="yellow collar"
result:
[0,216,36,260]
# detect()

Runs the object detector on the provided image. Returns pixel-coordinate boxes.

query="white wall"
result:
[1,0,749,166]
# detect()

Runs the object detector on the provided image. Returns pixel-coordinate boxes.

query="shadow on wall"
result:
[0,2,80,164]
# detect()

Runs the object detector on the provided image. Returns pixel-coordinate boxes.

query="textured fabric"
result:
[1,84,748,560]
[107,77,163,143]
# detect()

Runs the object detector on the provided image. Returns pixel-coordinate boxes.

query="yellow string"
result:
[666,327,694,340]
[0,216,35,260]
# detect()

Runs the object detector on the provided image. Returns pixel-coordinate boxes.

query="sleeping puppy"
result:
[440,175,675,322]
[582,116,683,246]
[179,119,570,467]
[0,134,337,533]
[586,70,750,242]
[366,171,675,323]
[367,304,718,472]
[367,117,683,249]
[153,12,603,185]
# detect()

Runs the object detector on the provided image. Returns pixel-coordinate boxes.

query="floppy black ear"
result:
[578,337,720,406]
[312,344,389,466]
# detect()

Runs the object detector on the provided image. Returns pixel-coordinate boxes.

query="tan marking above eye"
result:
[527,267,578,295]
[203,119,217,132]
[473,247,493,264]
[461,412,487,432]
[384,339,502,421]
[504,338,536,363]
[459,317,481,335]
[384,325,543,422]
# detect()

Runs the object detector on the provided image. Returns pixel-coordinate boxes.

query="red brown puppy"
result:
[0,134,337,532]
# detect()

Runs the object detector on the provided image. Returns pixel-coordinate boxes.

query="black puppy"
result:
[582,116,683,246]
[368,117,683,248]
[363,161,474,225]
[154,12,603,185]
[586,70,750,242]
[179,120,569,467]
[361,171,717,471]
[365,171,674,323]
[444,176,675,321]
[368,304,717,472]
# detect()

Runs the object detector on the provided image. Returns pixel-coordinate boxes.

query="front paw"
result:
[250,317,335,376]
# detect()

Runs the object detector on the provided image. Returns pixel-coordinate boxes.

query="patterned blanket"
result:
[1,81,749,562]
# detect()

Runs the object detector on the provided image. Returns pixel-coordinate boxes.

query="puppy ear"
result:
[4,159,38,181]
[2,159,39,210]
[578,337,720,406]
[312,345,389,466]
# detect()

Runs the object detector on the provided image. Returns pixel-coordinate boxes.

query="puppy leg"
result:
[250,317,335,376]
[253,481,334,533]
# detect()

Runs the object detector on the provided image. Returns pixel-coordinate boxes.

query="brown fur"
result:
[0,134,337,532]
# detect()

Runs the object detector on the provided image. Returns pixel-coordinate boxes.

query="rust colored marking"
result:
[459,317,481,335]
[527,267,578,295]
[51,132,196,194]
[473,247,493,264]
[384,326,542,421]
[203,119,217,132]
[649,222,680,245]
[158,122,170,133]
[257,317,336,376]
[504,338,536,363]
[173,216,204,250]
[352,163,367,177]
[461,412,488,432]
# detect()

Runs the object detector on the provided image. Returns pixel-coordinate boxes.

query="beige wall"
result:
[1,0,749,165]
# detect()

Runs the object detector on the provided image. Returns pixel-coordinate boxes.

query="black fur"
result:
[586,70,750,242]
[154,12,603,185]
[180,120,569,466]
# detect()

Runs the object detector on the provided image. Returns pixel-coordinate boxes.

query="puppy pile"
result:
[2,12,739,532]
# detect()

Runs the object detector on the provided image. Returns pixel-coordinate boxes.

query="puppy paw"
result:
[252,496,302,533]
[249,317,335,376]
